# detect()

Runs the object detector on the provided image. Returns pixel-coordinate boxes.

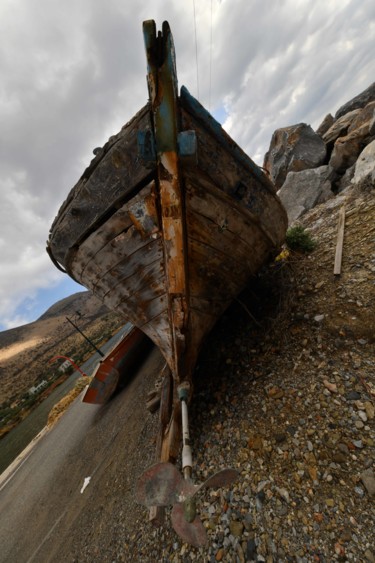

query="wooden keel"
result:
[144,20,190,386]
[149,365,181,525]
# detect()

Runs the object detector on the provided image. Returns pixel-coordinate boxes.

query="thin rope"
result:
[209,0,213,111]
[192,0,200,100]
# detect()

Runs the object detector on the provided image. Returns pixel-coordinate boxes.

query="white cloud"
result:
[0,0,374,329]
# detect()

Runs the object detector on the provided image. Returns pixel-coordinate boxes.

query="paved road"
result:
[0,323,135,475]
[0,346,162,563]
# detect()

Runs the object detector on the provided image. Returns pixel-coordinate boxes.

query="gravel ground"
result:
[125,185,374,562]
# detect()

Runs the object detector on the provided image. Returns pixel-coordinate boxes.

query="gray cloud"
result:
[0,0,374,328]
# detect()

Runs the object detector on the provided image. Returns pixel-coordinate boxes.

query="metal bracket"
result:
[177,130,197,162]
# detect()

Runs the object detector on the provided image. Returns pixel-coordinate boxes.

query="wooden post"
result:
[334,204,346,275]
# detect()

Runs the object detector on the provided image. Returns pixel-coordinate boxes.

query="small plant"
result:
[285,225,316,253]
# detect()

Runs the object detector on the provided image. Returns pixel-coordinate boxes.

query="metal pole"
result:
[66,317,105,357]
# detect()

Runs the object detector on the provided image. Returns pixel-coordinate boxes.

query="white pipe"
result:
[181,399,192,471]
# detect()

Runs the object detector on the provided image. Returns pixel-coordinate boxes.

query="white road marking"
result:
[80,476,91,493]
[26,508,68,563]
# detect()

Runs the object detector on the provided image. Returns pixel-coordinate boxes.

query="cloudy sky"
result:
[1,0,374,331]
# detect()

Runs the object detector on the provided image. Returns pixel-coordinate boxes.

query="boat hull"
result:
[48,94,287,381]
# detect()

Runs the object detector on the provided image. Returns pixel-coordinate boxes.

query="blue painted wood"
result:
[178,131,197,158]
[137,130,156,165]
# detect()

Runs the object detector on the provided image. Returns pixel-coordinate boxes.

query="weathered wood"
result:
[145,20,190,382]
[146,393,161,413]
[49,106,154,266]
[185,173,279,250]
[93,246,165,298]
[334,204,346,275]
[71,206,133,277]
[180,93,287,236]
[149,364,174,525]
[70,181,158,276]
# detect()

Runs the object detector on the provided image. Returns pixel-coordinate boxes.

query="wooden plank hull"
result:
[48,100,287,377]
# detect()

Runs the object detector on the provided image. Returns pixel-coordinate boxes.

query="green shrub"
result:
[286,225,316,253]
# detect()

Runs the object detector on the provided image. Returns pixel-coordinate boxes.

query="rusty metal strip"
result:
[143,20,190,383]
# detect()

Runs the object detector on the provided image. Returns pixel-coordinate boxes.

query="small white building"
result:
[28,380,48,395]
[58,359,72,373]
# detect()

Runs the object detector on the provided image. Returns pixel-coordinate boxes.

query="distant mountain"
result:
[37,290,90,321]
[0,291,124,407]
[37,290,108,321]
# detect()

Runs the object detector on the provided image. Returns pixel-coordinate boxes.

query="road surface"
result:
[0,347,164,563]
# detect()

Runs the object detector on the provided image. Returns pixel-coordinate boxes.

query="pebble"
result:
[215,547,224,561]
[229,520,244,537]
[352,439,363,449]
[323,380,337,393]
[276,487,290,503]
[346,391,361,400]
[364,401,375,420]
[246,538,257,560]
[360,469,375,497]
[332,451,347,463]
[354,486,365,497]
[358,410,368,422]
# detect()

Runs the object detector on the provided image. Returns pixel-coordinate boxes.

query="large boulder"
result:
[316,113,335,137]
[329,131,364,175]
[328,101,375,176]
[335,82,375,119]
[264,123,327,189]
[322,109,361,146]
[348,101,375,135]
[352,140,375,185]
[277,166,332,224]
[336,164,355,193]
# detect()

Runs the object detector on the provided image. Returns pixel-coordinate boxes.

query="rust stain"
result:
[128,192,159,237]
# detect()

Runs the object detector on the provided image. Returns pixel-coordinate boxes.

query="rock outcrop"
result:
[315,113,335,137]
[335,81,375,118]
[263,124,327,190]
[277,166,332,224]
[353,139,375,185]
[322,109,362,146]
[265,82,375,224]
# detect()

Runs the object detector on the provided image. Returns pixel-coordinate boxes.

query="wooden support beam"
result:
[334,204,346,276]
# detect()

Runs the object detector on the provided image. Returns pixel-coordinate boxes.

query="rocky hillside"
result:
[0,290,123,410]
[264,81,375,225]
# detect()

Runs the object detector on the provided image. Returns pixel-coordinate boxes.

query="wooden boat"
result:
[47,20,287,485]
